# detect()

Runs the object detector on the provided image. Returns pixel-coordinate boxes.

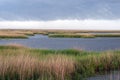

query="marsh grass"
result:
[48,33,95,38]
[95,34,120,37]
[0,30,35,39]
[0,45,120,80]
[1,29,120,39]
[73,51,120,80]
[0,45,76,80]
[0,51,75,80]
[0,33,28,39]
[48,33,120,38]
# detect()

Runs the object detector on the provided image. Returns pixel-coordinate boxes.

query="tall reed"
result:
[0,54,75,80]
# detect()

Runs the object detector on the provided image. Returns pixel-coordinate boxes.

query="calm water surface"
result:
[87,71,120,80]
[0,34,120,51]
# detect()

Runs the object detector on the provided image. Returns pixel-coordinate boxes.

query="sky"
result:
[0,0,120,30]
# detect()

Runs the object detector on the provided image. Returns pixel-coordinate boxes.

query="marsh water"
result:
[0,34,120,51]
[87,71,120,80]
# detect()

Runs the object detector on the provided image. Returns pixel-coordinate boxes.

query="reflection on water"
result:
[87,71,120,80]
[0,34,120,51]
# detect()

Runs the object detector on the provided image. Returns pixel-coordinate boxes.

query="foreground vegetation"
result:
[0,45,120,80]
[0,29,120,39]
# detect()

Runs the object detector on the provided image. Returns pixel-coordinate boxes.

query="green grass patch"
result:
[0,35,28,39]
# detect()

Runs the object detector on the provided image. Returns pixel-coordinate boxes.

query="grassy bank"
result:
[0,29,120,39]
[0,45,120,80]
[0,30,32,39]
[95,34,120,37]
[48,33,95,38]
[48,33,120,38]
[0,34,28,39]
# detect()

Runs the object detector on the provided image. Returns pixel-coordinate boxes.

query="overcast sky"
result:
[0,0,120,30]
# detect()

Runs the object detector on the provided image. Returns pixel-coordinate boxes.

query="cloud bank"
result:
[0,0,120,20]
[0,19,120,30]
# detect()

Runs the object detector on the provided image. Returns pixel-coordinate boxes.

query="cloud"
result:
[0,0,120,20]
[0,19,120,30]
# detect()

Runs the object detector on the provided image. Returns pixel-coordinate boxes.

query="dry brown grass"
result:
[0,33,27,38]
[0,30,34,38]
[0,54,75,80]
[5,43,27,49]
[43,55,75,80]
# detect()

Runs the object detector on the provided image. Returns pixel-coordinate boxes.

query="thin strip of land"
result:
[0,29,120,39]
[48,33,120,38]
